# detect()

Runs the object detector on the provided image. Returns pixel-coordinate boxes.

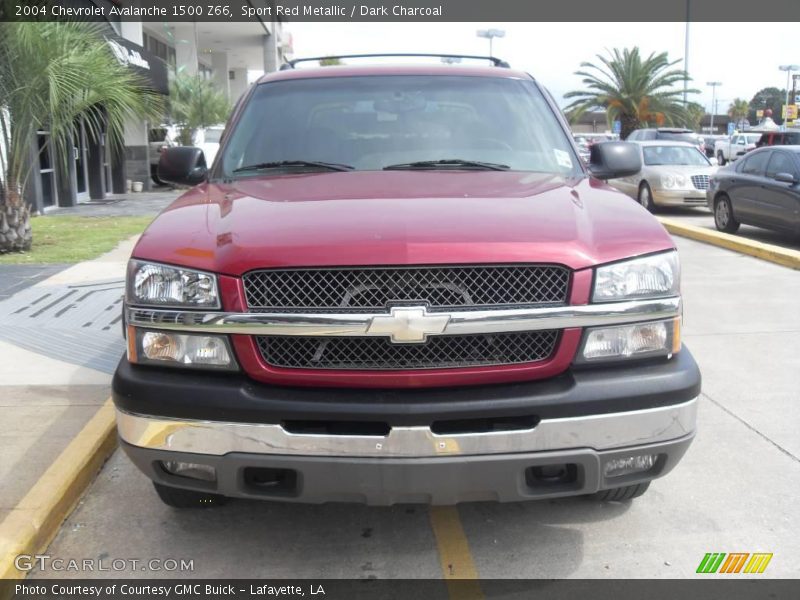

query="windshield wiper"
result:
[383,159,510,171]
[233,160,354,173]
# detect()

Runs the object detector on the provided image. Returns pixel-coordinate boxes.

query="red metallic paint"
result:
[133,172,674,276]
[163,173,671,388]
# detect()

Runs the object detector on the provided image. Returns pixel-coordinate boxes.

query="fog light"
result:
[578,319,678,363]
[161,461,217,482]
[133,329,237,370]
[604,454,657,478]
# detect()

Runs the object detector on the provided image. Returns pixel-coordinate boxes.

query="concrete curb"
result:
[658,217,800,270]
[0,399,117,581]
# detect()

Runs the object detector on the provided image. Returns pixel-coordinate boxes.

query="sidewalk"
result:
[0,236,136,522]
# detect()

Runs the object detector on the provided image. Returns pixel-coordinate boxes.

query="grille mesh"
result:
[256,331,559,370]
[691,175,710,190]
[243,265,570,311]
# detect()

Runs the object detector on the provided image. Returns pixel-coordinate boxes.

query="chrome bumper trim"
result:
[116,398,697,458]
[126,296,681,339]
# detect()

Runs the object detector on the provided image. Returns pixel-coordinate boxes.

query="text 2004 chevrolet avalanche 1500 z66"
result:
[114,56,701,508]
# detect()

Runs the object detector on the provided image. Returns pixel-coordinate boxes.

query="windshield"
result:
[744,134,760,144]
[643,145,710,166]
[219,75,580,177]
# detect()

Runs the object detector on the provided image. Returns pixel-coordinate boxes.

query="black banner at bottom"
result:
[2,579,800,600]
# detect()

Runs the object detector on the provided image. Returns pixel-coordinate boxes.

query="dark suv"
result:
[627,128,705,155]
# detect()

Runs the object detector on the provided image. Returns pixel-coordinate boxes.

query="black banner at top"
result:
[1,0,800,22]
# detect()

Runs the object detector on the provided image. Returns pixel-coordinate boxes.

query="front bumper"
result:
[122,434,694,505]
[113,349,700,505]
[652,188,708,207]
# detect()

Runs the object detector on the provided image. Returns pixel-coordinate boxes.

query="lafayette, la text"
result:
[17,584,324,597]
[244,5,443,17]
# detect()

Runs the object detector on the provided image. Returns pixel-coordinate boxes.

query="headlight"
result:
[127,327,237,370]
[127,260,219,308]
[593,251,680,302]
[576,318,681,364]
[660,173,687,189]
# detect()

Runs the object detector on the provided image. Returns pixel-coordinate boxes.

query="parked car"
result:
[572,134,591,162]
[707,145,800,235]
[148,125,177,185]
[701,134,726,158]
[755,130,800,148]
[714,133,761,165]
[609,141,718,212]
[196,124,226,166]
[120,55,700,509]
[627,128,705,155]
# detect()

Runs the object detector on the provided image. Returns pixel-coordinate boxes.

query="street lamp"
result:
[707,81,722,133]
[476,29,505,58]
[779,65,799,123]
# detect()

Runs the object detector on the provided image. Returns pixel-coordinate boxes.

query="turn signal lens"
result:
[577,319,679,364]
[133,329,237,370]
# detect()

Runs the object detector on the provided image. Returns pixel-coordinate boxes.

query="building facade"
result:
[23,2,289,213]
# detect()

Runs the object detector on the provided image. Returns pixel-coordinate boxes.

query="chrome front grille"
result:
[691,175,710,190]
[256,331,560,370]
[242,265,570,312]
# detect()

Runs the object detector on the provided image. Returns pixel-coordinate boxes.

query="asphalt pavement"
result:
[30,236,800,579]
[657,206,800,252]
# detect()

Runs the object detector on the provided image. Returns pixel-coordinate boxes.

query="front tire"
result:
[716,152,726,166]
[638,182,656,213]
[714,195,740,233]
[592,482,650,502]
[153,483,228,509]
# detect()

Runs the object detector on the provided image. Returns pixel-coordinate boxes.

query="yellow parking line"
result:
[0,399,117,581]
[658,217,800,270]
[429,506,483,599]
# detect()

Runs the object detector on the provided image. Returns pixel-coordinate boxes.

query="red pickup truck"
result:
[114,56,700,508]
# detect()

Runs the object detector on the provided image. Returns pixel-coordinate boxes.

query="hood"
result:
[133,171,674,275]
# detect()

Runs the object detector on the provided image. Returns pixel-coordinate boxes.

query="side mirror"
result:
[157,147,208,187]
[588,141,642,180]
[774,172,798,184]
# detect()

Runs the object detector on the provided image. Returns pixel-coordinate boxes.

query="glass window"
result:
[740,151,770,175]
[765,152,798,179]
[220,75,580,177]
[643,145,710,166]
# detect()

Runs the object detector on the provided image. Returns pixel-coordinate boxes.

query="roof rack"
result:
[279,53,511,70]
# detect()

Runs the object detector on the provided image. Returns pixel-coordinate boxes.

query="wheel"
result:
[714,195,740,233]
[637,182,656,213]
[153,482,228,509]
[716,152,726,166]
[591,482,650,502]
[150,165,163,186]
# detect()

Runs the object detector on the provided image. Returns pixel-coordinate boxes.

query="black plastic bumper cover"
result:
[112,348,701,426]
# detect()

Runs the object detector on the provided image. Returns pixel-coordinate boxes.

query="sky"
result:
[283,22,800,113]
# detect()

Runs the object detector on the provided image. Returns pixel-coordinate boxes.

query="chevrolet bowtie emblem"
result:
[367,306,450,343]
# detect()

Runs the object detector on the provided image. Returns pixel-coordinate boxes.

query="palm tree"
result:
[0,22,161,253]
[168,73,231,146]
[564,47,698,139]
[728,98,750,131]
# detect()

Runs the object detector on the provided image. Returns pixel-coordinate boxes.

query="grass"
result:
[0,216,153,264]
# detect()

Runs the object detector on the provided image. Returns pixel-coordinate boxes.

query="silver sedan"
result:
[609,141,718,212]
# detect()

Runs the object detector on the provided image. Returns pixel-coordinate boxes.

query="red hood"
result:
[133,171,674,275]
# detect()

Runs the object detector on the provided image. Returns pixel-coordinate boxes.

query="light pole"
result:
[707,82,722,133]
[779,65,799,124]
[476,29,505,58]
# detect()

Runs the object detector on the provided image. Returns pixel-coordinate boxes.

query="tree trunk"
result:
[0,185,33,254]
[620,114,640,140]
